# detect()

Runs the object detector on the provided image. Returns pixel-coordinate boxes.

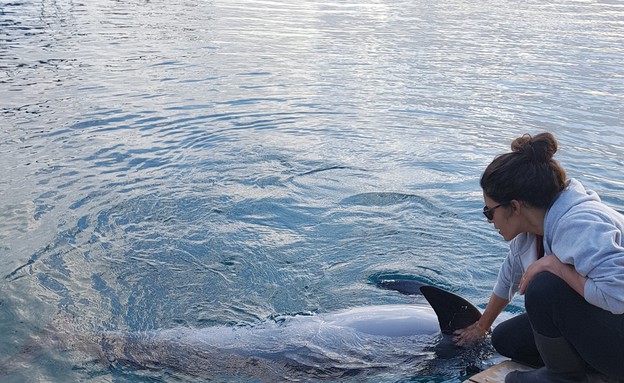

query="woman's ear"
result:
[510,200,523,213]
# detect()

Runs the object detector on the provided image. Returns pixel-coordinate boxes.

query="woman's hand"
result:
[453,321,488,347]
[518,255,558,294]
[519,254,587,297]
[453,293,507,347]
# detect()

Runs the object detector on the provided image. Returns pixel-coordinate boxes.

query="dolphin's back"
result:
[323,304,439,337]
[94,286,482,380]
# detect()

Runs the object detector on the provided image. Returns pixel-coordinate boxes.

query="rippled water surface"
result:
[1,0,623,382]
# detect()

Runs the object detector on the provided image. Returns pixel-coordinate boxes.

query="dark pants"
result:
[491,272,624,378]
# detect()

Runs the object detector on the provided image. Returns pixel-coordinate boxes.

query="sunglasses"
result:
[483,204,502,220]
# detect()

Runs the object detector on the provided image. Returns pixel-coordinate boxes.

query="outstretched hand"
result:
[453,321,488,347]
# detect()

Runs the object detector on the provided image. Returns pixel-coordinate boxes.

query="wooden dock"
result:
[464,360,533,383]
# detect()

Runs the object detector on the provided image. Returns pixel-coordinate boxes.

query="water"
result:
[1,0,623,381]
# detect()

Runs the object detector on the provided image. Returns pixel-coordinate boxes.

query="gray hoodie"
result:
[544,178,624,314]
[494,178,624,314]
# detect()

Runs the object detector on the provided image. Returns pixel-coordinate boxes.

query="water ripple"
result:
[1,0,623,381]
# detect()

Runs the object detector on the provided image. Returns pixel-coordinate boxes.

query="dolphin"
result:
[375,279,482,334]
[2,283,482,381]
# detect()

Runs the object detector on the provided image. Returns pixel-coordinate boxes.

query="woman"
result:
[454,132,624,382]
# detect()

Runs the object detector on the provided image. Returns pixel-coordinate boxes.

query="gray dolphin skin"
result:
[2,283,482,381]
[376,279,483,334]
[93,283,482,378]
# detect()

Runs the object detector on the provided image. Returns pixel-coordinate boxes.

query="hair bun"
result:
[511,132,558,163]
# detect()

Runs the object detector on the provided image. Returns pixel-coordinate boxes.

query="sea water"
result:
[1,0,623,382]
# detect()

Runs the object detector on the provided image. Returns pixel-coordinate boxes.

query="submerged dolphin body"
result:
[2,283,482,381]
[92,283,482,380]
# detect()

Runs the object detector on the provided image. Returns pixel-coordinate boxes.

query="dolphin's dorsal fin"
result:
[420,286,482,335]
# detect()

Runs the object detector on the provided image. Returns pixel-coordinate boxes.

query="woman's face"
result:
[483,192,523,241]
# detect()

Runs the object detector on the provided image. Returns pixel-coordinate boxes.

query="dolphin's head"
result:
[375,278,426,296]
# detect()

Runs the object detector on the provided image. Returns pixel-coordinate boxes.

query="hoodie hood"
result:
[547,178,600,221]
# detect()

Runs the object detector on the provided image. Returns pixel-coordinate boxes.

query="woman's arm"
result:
[518,254,587,296]
[547,210,624,313]
[453,293,508,346]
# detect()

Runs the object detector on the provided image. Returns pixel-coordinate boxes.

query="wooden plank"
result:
[465,360,534,383]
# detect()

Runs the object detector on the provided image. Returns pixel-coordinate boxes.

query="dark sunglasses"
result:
[483,204,502,220]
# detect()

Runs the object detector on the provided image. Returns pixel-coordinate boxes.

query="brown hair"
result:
[480,132,567,209]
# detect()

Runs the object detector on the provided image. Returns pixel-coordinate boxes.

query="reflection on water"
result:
[1,0,623,381]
